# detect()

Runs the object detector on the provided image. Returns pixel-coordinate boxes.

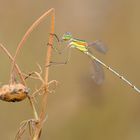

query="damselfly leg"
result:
[46,47,72,67]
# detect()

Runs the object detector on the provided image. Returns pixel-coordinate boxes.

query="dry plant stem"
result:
[0,8,55,139]
[6,8,55,139]
[28,96,39,120]
[42,9,55,119]
[0,44,25,85]
[32,9,55,140]
[0,44,41,83]
[0,44,38,121]
[10,8,55,84]
[6,9,55,138]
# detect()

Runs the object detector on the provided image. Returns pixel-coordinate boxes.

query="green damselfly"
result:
[52,32,140,93]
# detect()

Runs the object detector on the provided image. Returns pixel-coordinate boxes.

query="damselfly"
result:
[54,32,140,93]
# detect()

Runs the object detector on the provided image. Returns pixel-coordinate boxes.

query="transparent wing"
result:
[88,40,108,54]
[91,60,105,85]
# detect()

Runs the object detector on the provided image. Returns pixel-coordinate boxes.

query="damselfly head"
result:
[62,32,72,41]
[0,83,29,102]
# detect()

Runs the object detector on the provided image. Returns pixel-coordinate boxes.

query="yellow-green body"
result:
[68,38,88,52]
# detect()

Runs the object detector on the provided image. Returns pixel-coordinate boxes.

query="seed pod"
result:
[0,83,29,102]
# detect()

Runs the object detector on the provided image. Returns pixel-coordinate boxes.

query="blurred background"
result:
[0,0,140,139]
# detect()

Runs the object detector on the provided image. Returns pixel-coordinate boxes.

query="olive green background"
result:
[0,0,140,140]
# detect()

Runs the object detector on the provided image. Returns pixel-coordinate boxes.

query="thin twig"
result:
[0,44,25,85]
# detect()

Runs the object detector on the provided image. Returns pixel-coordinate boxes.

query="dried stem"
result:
[0,44,25,85]
[0,43,39,139]
[10,8,55,84]
[28,96,39,121]
[0,44,38,124]
[41,10,55,120]
[32,8,55,140]
[0,8,56,140]
[8,8,56,140]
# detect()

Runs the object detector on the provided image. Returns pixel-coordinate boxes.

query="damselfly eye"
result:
[65,32,72,35]
[62,32,72,41]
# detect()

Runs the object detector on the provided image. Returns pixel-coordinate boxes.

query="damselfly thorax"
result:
[69,38,89,52]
